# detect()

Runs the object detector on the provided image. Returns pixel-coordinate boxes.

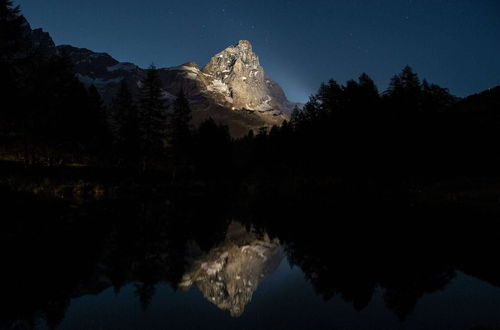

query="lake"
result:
[1,183,500,330]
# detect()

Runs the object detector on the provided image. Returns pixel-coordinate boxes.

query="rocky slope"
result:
[26,20,298,137]
[203,40,296,114]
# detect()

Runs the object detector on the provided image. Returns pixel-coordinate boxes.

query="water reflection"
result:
[1,185,500,329]
[179,222,283,316]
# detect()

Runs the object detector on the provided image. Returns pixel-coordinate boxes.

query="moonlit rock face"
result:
[203,40,273,111]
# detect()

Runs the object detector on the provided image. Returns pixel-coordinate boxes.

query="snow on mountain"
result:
[107,63,137,72]
[24,23,298,137]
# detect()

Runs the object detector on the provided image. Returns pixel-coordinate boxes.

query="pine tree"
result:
[386,66,423,113]
[194,118,232,178]
[0,0,28,60]
[400,65,421,91]
[358,73,379,100]
[388,75,403,95]
[0,0,28,133]
[138,64,167,169]
[350,73,380,115]
[421,79,455,113]
[317,79,343,113]
[170,88,192,153]
[111,81,135,142]
[23,53,90,164]
[86,85,111,156]
[301,96,322,124]
[291,105,301,122]
[110,81,140,167]
[343,79,360,107]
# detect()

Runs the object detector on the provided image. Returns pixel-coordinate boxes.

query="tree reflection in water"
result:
[1,184,500,329]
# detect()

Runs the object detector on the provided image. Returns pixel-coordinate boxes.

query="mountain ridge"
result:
[27,21,299,137]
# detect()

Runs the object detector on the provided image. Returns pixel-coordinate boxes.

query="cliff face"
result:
[179,222,283,317]
[203,40,271,111]
[202,40,299,115]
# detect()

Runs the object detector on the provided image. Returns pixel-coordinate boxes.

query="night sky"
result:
[15,0,500,103]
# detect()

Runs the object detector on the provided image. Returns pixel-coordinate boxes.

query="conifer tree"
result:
[386,66,422,113]
[111,81,140,167]
[111,81,136,143]
[346,73,380,115]
[0,0,28,133]
[421,79,455,113]
[138,64,167,168]
[170,88,192,153]
[358,73,379,100]
[86,85,111,155]
[194,118,231,178]
[24,53,90,163]
[317,79,343,113]
[399,65,421,91]
[0,0,27,60]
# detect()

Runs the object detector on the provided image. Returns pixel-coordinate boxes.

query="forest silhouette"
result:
[2,0,500,191]
[2,1,500,329]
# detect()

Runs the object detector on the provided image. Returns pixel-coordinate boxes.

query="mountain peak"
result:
[18,16,293,138]
[199,40,297,121]
[202,40,267,110]
[236,40,252,51]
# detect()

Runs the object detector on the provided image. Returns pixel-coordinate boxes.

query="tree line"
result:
[2,0,500,185]
[0,0,231,175]
[238,67,500,185]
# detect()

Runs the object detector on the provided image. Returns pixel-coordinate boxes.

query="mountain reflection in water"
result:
[179,222,283,317]
[2,185,500,330]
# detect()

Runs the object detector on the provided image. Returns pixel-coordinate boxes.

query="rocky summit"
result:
[203,40,295,114]
[26,22,299,137]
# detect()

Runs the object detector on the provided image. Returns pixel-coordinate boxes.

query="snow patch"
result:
[201,261,223,276]
[252,95,273,111]
[161,90,177,100]
[172,65,200,74]
[186,72,198,80]
[107,63,136,72]
[76,73,123,87]
[207,79,231,96]
[89,53,104,59]
[169,65,201,80]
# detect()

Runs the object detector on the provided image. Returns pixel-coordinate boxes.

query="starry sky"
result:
[15,0,500,103]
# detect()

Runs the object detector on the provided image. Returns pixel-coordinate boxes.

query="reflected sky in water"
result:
[29,221,500,330]
[3,185,500,330]
[52,263,500,330]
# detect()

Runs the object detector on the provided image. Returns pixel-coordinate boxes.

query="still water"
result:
[2,186,500,330]
[54,262,500,330]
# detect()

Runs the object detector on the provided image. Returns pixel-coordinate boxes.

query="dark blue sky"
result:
[16,0,500,103]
